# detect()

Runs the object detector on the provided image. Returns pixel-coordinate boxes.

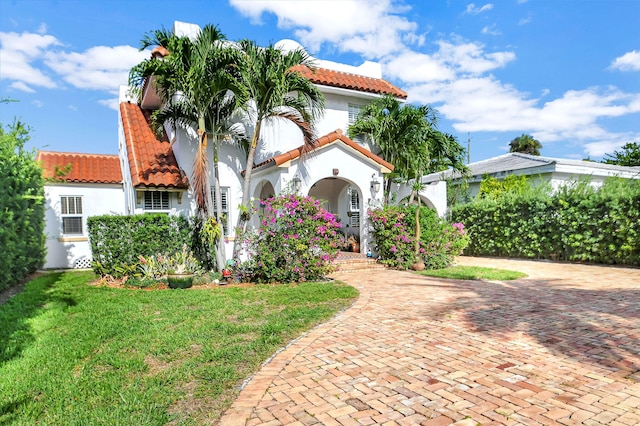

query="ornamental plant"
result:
[242,194,342,283]
[368,204,469,270]
[138,245,203,279]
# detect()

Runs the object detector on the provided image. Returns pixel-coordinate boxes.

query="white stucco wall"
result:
[250,141,386,253]
[43,183,125,269]
[391,181,448,218]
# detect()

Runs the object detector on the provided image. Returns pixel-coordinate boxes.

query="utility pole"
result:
[467,132,471,164]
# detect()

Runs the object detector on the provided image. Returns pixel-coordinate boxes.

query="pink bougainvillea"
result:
[242,194,342,283]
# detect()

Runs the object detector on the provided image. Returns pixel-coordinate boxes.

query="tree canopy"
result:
[0,118,46,289]
[129,25,247,270]
[348,94,467,204]
[509,134,542,156]
[601,142,640,167]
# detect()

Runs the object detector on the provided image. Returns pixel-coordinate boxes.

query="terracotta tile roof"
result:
[119,102,189,189]
[253,129,394,173]
[37,151,122,184]
[291,65,407,99]
[151,46,170,58]
[148,45,406,98]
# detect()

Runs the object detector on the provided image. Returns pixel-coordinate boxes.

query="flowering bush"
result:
[242,194,342,283]
[368,204,469,270]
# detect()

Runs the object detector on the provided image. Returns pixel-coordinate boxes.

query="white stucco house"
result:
[424,152,640,201]
[39,21,446,268]
[37,151,126,269]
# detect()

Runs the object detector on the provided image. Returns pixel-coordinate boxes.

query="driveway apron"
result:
[220,257,640,425]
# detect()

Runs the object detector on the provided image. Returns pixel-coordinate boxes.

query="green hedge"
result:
[0,121,46,291]
[88,214,192,277]
[451,178,640,265]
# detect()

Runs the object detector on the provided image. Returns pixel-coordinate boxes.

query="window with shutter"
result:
[348,103,366,144]
[144,192,170,210]
[212,186,230,235]
[348,189,360,228]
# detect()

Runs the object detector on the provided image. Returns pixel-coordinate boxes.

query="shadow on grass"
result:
[421,277,640,380]
[0,272,75,364]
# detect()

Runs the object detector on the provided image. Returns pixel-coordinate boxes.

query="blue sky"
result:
[1,0,639,162]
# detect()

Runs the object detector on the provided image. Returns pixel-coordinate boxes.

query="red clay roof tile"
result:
[119,102,189,189]
[253,129,394,173]
[291,65,407,99]
[37,151,122,184]
[149,44,405,98]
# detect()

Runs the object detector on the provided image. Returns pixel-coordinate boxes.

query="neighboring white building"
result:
[424,152,640,201]
[37,151,125,269]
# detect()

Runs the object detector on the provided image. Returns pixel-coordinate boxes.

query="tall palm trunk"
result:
[232,119,262,262]
[212,136,226,272]
[384,177,394,205]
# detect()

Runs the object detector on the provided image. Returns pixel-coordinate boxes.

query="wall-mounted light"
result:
[371,174,381,193]
[292,176,302,192]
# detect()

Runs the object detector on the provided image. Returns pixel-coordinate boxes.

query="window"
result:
[212,186,230,235]
[144,191,170,210]
[348,103,366,144]
[61,196,83,234]
[348,188,360,228]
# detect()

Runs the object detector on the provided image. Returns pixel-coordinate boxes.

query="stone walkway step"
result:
[333,258,387,273]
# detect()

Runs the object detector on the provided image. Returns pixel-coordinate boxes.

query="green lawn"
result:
[0,272,357,425]
[418,265,527,281]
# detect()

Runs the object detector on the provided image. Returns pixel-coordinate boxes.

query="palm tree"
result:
[129,25,246,271]
[348,94,438,204]
[232,40,325,260]
[509,134,542,155]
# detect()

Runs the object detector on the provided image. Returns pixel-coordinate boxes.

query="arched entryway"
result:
[308,177,363,253]
[251,179,276,228]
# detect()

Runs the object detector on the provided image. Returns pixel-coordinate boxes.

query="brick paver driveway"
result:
[220,258,640,425]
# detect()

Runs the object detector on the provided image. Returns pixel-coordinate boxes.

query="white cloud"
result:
[383,39,514,84]
[384,51,455,82]
[407,76,539,133]
[0,31,60,89]
[1,29,147,95]
[10,81,35,93]
[32,100,44,108]
[44,45,149,92]
[518,14,532,26]
[464,3,494,15]
[609,50,640,72]
[98,98,120,110]
[229,0,420,57]
[407,72,640,155]
[481,24,501,36]
[434,40,515,75]
[583,136,640,157]
[36,23,48,35]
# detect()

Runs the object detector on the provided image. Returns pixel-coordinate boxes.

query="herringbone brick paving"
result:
[219,257,640,425]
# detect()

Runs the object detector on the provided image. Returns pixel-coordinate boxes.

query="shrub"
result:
[88,214,192,278]
[368,204,469,270]
[451,177,640,265]
[241,194,342,283]
[0,120,45,291]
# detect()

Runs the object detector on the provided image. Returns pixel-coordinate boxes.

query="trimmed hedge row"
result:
[451,178,640,265]
[0,121,46,291]
[88,214,192,277]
